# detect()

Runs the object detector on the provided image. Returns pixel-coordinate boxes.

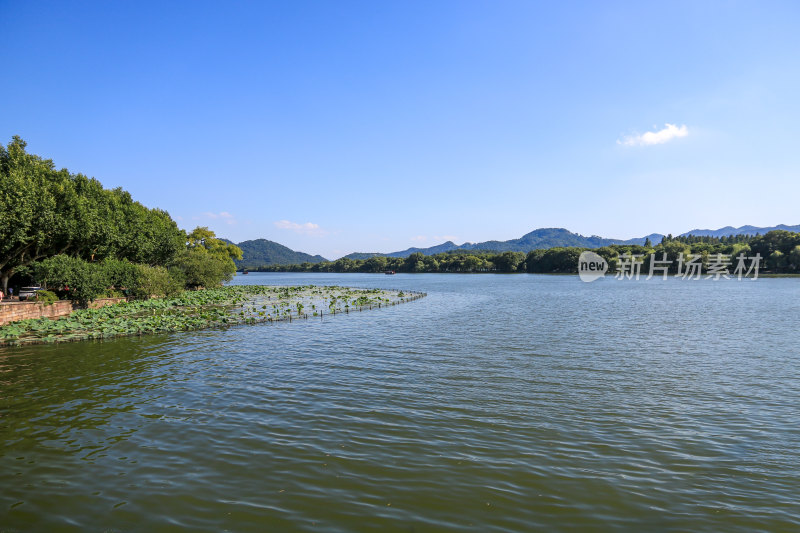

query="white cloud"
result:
[274,220,327,236]
[410,235,428,242]
[618,123,688,147]
[200,211,237,224]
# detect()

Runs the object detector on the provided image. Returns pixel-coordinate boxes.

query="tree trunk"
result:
[1,273,9,294]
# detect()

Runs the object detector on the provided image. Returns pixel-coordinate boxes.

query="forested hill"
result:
[679,224,800,238]
[227,239,327,269]
[343,228,664,259]
[260,230,800,275]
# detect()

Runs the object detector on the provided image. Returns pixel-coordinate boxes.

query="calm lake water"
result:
[2,273,799,531]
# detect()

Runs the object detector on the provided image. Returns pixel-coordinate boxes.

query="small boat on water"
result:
[384,270,396,275]
[242,270,249,275]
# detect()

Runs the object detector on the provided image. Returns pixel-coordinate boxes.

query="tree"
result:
[404,252,425,272]
[0,137,66,291]
[0,136,186,291]
[790,245,800,272]
[131,264,184,299]
[187,227,243,261]
[363,256,388,273]
[423,256,440,272]
[526,248,583,273]
[34,255,107,307]
[463,255,485,272]
[102,258,139,291]
[332,257,356,272]
[173,249,235,288]
[750,230,800,260]
[768,250,787,272]
[173,227,243,288]
[494,251,525,272]
[660,241,692,273]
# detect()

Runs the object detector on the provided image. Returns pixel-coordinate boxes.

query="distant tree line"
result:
[660,234,753,245]
[254,231,800,275]
[0,137,242,304]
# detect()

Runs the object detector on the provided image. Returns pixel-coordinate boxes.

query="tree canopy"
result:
[1,137,244,301]
[0,136,185,290]
[175,227,243,288]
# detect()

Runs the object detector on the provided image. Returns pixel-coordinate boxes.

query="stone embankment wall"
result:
[0,297,126,326]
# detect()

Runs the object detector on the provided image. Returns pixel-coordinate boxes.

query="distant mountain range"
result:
[342,228,664,259]
[224,224,799,268]
[223,238,328,269]
[342,224,800,259]
[677,224,800,238]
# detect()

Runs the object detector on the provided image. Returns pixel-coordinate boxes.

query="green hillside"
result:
[231,239,327,270]
[343,228,664,259]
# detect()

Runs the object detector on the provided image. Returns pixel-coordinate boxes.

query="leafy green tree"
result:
[0,137,186,291]
[494,251,525,272]
[790,245,800,271]
[404,252,425,272]
[593,246,619,273]
[173,248,233,289]
[34,255,107,307]
[187,227,243,261]
[730,243,751,260]
[750,230,800,260]
[131,264,184,299]
[118,198,186,266]
[101,258,139,292]
[526,248,584,273]
[659,241,692,273]
[331,257,356,272]
[0,137,65,291]
[462,255,484,272]
[363,256,388,272]
[173,227,242,288]
[768,250,787,272]
[33,255,79,291]
[423,256,440,272]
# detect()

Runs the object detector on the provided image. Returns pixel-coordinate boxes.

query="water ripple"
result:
[2,273,800,531]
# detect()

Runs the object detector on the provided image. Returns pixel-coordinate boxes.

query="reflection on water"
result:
[2,273,799,531]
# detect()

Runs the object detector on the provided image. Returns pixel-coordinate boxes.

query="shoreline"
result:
[238,271,798,278]
[0,285,426,347]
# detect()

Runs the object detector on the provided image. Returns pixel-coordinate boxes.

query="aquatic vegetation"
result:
[0,285,426,346]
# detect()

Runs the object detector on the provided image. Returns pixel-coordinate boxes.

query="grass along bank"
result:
[0,285,425,346]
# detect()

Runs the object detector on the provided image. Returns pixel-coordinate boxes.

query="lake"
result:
[2,272,799,531]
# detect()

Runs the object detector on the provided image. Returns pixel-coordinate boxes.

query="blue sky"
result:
[2,1,799,258]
